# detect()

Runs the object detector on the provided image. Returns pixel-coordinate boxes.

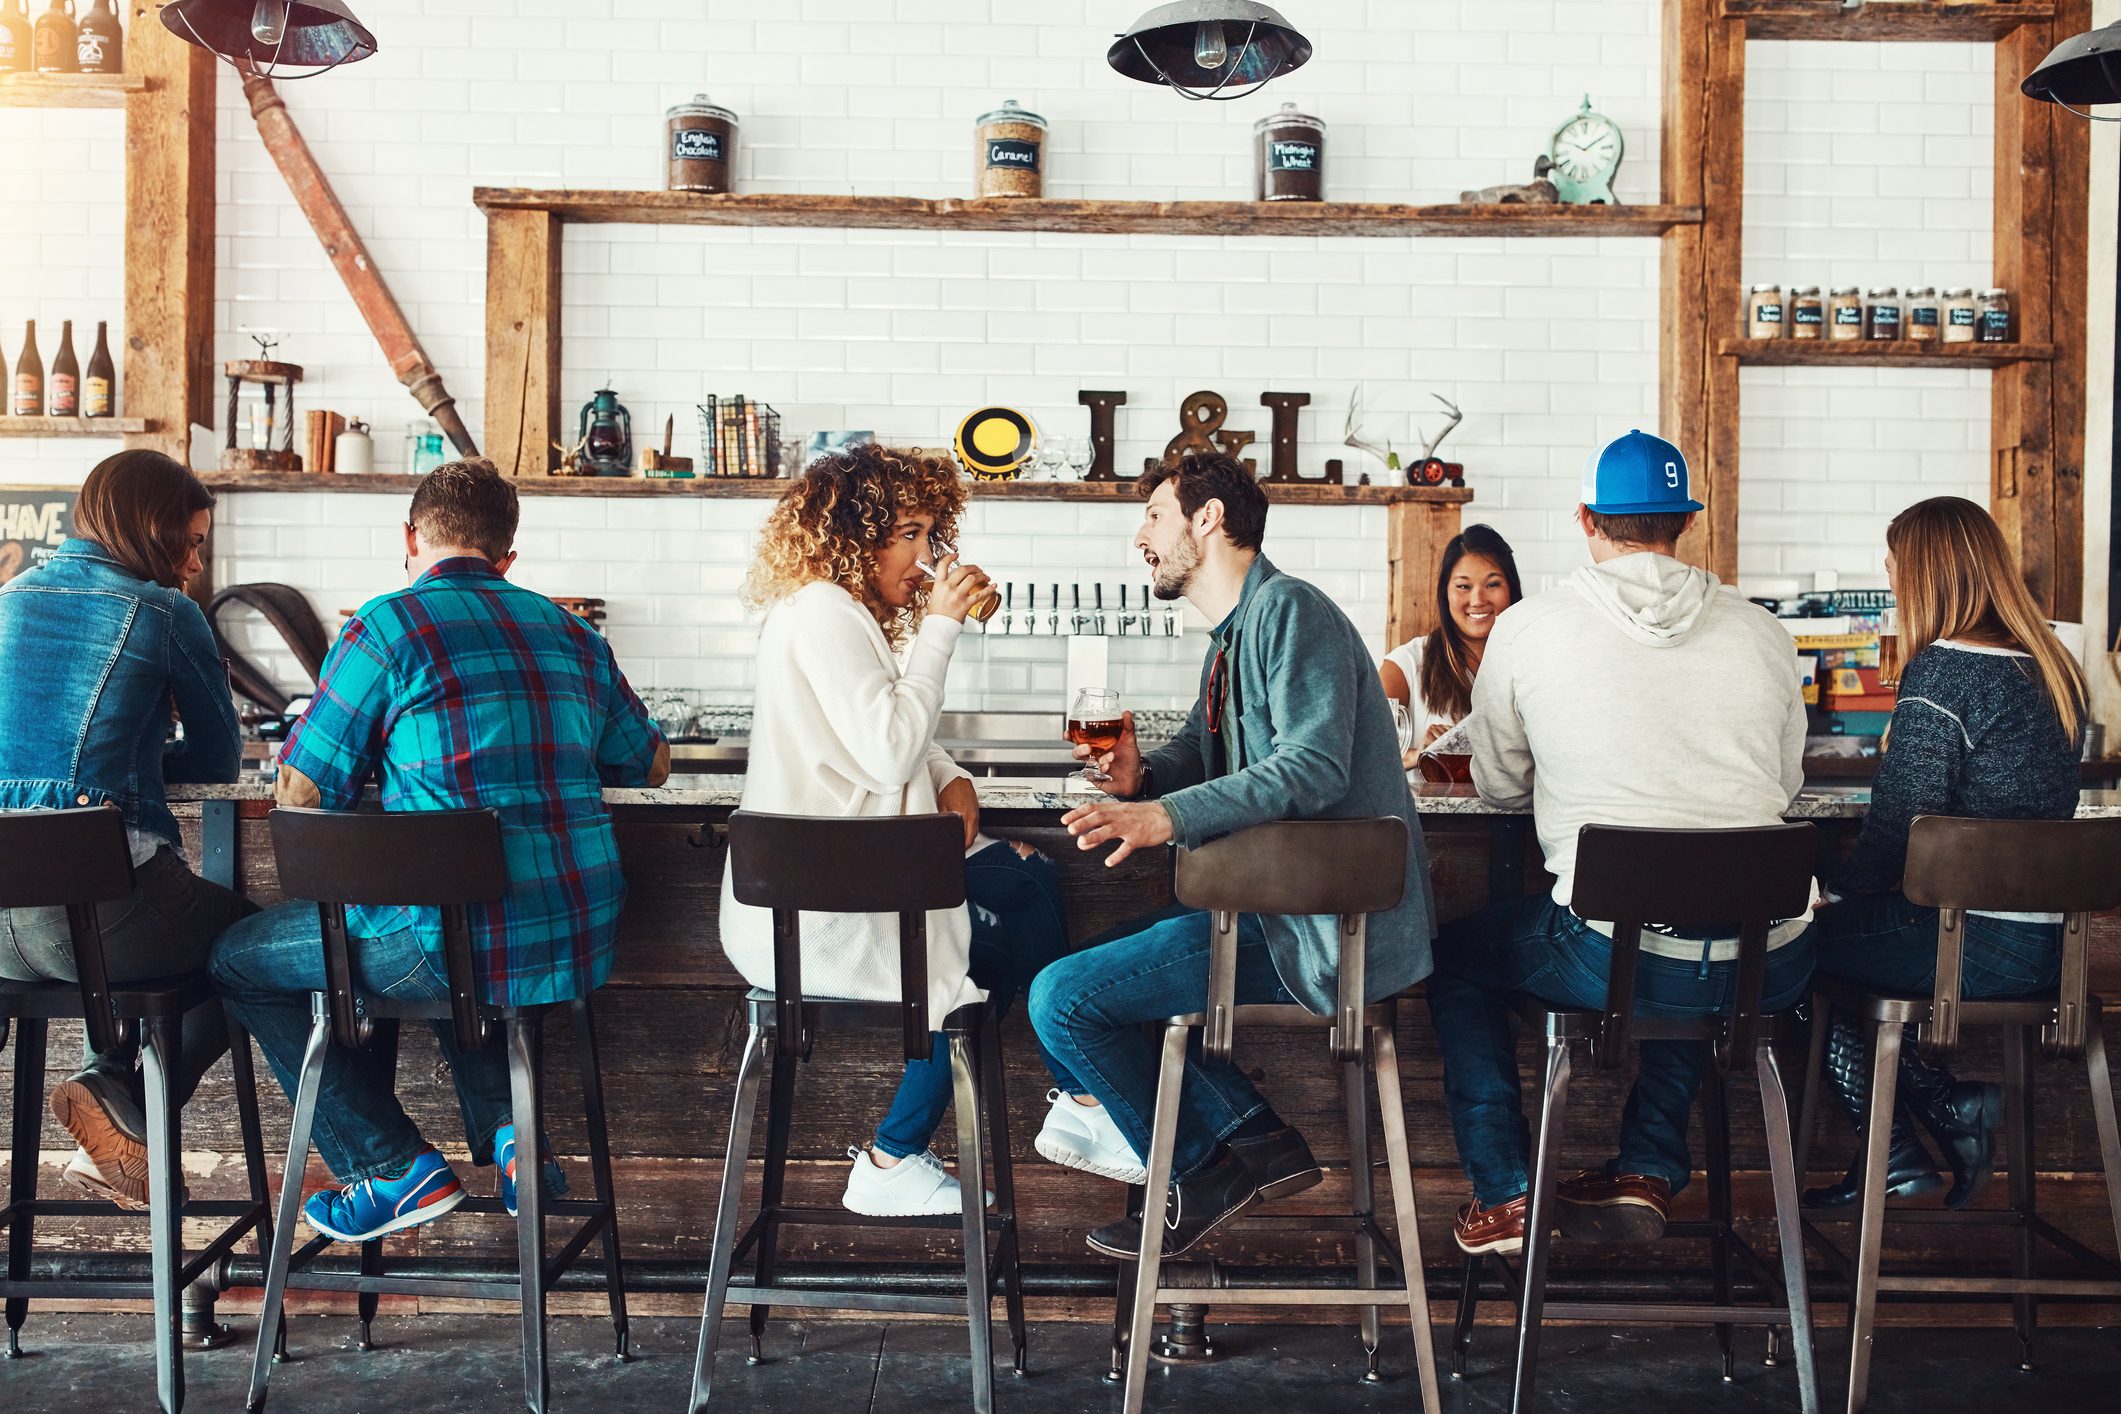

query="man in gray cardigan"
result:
[1026,453,1435,1259]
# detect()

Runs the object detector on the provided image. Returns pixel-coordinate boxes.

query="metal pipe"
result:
[237,66,477,458]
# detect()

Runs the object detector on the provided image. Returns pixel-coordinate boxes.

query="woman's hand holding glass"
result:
[924,553,993,623]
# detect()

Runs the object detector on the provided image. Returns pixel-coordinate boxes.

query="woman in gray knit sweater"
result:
[1807,497,2089,1210]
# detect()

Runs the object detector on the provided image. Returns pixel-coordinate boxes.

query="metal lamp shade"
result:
[161,0,377,76]
[2022,20,2121,109]
[1108,2,1312,99]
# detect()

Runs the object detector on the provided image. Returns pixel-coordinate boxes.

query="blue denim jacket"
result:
[0,538,241,847]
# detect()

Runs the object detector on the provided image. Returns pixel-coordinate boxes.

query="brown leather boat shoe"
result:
[1454,1194,1534,1256]
[1555,1169,1672,1243]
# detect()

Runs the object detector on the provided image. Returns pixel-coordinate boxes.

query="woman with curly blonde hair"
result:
[723,443,1070,1217]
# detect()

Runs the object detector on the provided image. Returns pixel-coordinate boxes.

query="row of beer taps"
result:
[989,583,1181,637]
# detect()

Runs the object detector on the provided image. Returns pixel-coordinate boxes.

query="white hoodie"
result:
[1466,553,1811,959]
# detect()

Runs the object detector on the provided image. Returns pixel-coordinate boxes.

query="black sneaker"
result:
[1228,1125,1322,1202]
[1086,1149,1259,1260]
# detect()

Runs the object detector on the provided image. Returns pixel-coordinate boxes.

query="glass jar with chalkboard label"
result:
[1828,287,1864,342]
[1790,286,1824,340]
[1864,286,1902,342]
[974,100,1046,199]
[1977,288,2013,344]
[1942,287,1977,343]
[1905,286,1940,342]
[666,94,737,195]
[1746,284,1784,340]
[1253,102,1325,202]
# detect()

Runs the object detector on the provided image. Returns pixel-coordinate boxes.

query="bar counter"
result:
[5,782,2114,1325]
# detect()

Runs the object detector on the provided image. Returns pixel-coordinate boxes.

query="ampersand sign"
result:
[1148,391,1256,475]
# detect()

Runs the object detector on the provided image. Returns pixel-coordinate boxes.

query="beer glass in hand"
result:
[1066,688,1124,787]
[1875,607,1902,688]
[917,538,1000,623]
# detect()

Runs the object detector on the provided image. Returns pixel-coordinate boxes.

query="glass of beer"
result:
[1876,607,1902,688]
[1065,687,1124,785]
[917,538,1000,623]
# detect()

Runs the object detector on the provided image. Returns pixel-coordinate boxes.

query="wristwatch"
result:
[1133,763,1154,801]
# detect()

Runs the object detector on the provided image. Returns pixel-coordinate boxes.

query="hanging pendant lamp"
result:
[1108,2,1312,102]
[2023,20,2121,117]
[161,0,377,79]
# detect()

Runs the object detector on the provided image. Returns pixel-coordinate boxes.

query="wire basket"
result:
[697,397,783,478]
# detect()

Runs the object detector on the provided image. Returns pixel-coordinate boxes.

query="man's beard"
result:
[1149,534,1200,601]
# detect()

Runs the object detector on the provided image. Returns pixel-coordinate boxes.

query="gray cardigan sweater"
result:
[1143,555,1436,1012]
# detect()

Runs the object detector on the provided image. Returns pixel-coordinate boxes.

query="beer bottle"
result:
[49,320,78,418]
[84,320,114,418]
[0,0,31,74]
[73,0,114,73]
[31,0,76,74]
[13,320,43,417]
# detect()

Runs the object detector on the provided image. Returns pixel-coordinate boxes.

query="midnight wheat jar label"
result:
[1267,140,1320,172]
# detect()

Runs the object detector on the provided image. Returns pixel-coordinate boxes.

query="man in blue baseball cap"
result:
[1425,429,1814,1259]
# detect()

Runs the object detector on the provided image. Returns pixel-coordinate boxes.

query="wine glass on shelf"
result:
[1065,437,1095,481]
[1065,687,1124,787]
[1034,439,1066,482]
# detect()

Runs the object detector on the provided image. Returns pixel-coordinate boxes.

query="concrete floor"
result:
[0,1314,2115,1412]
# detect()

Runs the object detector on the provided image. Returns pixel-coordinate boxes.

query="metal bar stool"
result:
[688,810,1023,1414]
[243,806,628,1414]
[0,806,273,1414]
[1451,823,1822,1414]
[1793,815,2121,1414]
[1107,816,1442,1414]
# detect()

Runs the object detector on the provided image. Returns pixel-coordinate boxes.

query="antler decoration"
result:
[1343,383,1393,468]
[1417,393,1464,462]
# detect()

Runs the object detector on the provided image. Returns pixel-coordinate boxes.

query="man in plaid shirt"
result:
[210,459,667,1243]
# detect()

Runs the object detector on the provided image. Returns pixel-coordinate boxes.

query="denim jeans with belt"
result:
[208,900,514,1184]
[1027,904,1294,1181]
[1427,894,1816,1208]
[1812,890,2061,997]
[873,841,1071,1159]
[0,846,254,1111]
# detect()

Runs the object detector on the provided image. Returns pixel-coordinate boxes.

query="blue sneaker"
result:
[302,1146,465,1242]
[495,1122,570,1218]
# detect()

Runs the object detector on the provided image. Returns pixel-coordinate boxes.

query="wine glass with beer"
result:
[1066,687,1124,787]
[1876,606,1902,688]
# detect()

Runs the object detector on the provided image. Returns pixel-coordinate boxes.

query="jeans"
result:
[874,842,1071,1159]
[1427,894,1817,1207]
[0,846,255,1111]
[1813,891,2061,997]
[1028,904,1294,1181]
[209,900,514,1184]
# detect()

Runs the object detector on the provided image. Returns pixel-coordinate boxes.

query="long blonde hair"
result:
[744,443,965,649]
[1887,496,2086,742]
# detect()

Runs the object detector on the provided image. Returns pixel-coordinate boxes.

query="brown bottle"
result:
[13,320,43,417]
[49,319,78,418]
[73,0,114,72]
[31,0,73,74]
[83,320,114,417]
[0,0,31,73]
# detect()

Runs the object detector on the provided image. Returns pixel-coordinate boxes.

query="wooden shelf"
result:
[1723,1,2055,42]
[471,189,1702,240]
[199,471,1469,507]
[0,416,149,436]
[0,72,147,108]
[1720,338,2055,369]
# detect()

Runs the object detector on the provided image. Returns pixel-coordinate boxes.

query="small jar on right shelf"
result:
[1977,288,2014,344]
[1942,287,1978,343]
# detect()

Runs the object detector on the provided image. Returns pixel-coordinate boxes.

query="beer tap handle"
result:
[1002,581,1015,635]
[1116,585,1128,636]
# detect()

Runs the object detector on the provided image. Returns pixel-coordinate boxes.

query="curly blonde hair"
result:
[745,444,967,647]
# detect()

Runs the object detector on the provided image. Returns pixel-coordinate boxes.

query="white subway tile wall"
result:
[0,5,2000,707]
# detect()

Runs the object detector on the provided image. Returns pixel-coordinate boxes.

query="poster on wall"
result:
[0,487,77,587]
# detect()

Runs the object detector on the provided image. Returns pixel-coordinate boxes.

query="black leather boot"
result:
[1899,1046,2003,1210]
[1803,1016,1946,1209]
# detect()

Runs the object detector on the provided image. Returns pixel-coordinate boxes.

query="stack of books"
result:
[698,396,782,478]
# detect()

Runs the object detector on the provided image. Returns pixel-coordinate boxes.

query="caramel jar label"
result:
[985,139,1041,172]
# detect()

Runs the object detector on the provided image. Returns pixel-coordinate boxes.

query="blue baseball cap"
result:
[1580,429,1703,516]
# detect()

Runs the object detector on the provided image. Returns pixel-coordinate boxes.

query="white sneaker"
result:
[1033,1089,1149,1184]
[840,1147,992,1217]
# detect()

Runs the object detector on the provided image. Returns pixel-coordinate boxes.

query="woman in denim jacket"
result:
[0,450,254,1206]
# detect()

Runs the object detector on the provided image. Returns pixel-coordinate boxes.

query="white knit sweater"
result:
[719,580,984,1027]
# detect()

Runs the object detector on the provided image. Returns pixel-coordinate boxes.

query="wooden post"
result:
[1386,499,1460,647]
[122,9,215,463]
[1665,0,1744,580]
[484,209,563,477]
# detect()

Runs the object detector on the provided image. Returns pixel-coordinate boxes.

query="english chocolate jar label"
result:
[672,129,725,163]
[1267,140,1320,172]
[986,139,1041,172]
